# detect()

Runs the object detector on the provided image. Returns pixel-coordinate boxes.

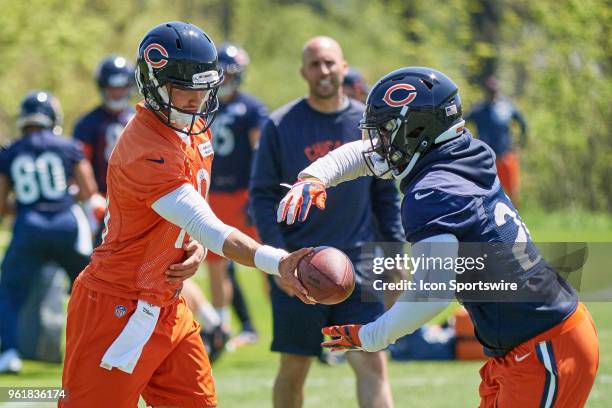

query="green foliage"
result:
[0,0,608,210]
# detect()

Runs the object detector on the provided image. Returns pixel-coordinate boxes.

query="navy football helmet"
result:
[217,42,249,98]
[136,21,224,135]
[360,67,465,179]
[17,91,63,135]
[95,55,135,112]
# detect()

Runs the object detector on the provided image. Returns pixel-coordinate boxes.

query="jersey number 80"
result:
[10,152,67,204]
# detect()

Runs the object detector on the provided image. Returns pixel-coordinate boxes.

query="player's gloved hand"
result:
[277,178,327,225]
[321,324,363,351]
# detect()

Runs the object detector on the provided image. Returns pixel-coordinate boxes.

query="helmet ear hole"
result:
[420,79,434,89]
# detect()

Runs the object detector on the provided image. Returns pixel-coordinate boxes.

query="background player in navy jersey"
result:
[0,91,100,373]
[465,76,527,206]
[251,36,403,408]
[73,55,135,241]
[206,42,268,351]
[279,67,599,408]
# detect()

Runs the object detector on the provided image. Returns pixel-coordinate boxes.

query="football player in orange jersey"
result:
[60,21,313,408]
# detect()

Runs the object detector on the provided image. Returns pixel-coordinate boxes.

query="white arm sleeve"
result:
[358,234,459,352]
[298,140,371,187]
[151,184,237,257]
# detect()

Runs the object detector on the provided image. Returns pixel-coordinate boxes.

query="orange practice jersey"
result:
[80,102,214,306]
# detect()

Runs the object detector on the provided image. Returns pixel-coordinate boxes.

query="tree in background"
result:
[0,0,608,211]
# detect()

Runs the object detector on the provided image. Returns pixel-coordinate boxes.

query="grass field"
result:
[0,208,610,407]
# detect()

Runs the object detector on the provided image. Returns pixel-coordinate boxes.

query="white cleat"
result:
[0,349,23,374]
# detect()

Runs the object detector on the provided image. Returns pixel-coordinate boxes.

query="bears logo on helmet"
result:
[382,84,417,107]
[143,43,169,69]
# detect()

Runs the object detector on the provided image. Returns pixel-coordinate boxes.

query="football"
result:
[297,246,355,305]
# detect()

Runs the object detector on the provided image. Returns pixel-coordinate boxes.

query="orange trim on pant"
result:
[479,303,599,408]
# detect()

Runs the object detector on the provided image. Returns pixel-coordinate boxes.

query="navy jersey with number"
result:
[0,130,91,353]
[0,129,84,213]
[73,106,134,194]
[251,98,404,256]
[210,92,268,192]
[400,130,577,357]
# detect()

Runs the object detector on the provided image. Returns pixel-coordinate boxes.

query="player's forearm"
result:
[359,300,450,352]
[152,184,286,275]
[359,234,459,352]
[299,140,370,187]
[221,230,260,267]
[221,231,288,276]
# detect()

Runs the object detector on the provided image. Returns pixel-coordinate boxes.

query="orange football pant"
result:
[479,303,599,408]
[60,278,216,408]
[495,152,520,205]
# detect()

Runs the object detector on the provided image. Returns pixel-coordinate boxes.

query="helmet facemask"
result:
[361,99,465,180]
[136,63,223,136]
[360,105,427,179]
[101,87,132,112]
[158,84,219,134]
[217,74,240,99]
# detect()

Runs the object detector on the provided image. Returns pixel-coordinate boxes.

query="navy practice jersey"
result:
[251,98,404,255]
[0,129,84,213]
[210,92,268,192]
[400,130,577,357]
[465,98,526,156]
[73,106,134,194]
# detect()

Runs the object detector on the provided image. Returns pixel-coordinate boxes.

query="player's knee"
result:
[349,351,388,381]
[276,354,311,388]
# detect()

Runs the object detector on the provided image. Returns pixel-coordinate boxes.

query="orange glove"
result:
[277,178,327,224]
[321,324,363,351]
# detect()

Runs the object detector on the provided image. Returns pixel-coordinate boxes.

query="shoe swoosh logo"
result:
[146,157,165,164]
[415,191,434,200]
[514,352,531,362]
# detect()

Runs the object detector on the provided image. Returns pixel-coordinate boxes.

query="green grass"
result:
[0,209,611,407]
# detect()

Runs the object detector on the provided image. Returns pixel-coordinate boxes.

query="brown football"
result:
[297,246,355,305]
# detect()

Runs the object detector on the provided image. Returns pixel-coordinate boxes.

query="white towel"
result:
[100,300,160,374]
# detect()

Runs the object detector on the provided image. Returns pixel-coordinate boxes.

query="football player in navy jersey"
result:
[0,91,100,373]
[206,42,268,350]
[73,55,135,241]
[278,67,599,408]
[465,76,527,207]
